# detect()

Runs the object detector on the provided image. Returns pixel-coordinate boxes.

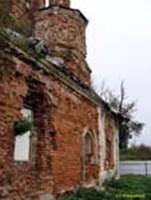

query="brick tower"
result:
[34,0,91,83]
[7,0,91,83]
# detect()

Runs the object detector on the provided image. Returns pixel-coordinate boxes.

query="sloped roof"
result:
[1,29,123,121]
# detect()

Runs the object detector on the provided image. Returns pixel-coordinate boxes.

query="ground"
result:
[61,175,151,200]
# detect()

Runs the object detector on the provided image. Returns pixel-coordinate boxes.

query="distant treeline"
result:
[120,145,151,161]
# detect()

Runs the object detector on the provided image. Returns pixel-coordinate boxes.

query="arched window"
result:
[29,0,49,10]
[85,133,94,164]
[83,130,98,165]
[106,138,112,166]
[82,129,98,182]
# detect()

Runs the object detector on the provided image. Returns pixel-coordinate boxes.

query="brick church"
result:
[0,0,120,199]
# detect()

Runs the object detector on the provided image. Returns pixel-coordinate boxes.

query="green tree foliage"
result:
[120,145,151,160]
[99,81,144,149]
[14,116,33,136]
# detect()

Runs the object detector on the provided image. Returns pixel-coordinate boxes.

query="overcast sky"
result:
[72,0,151,146]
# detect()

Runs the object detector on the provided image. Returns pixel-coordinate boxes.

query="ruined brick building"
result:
[0,0,120,199]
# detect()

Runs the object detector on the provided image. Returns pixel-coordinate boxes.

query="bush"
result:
[63,195,81,200]
[62,188,115,200]
[14,117,33,136]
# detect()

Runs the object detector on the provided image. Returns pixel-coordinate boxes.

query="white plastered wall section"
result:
[113,123,120,180]
[97,107,106,186]
[97,107,120,186]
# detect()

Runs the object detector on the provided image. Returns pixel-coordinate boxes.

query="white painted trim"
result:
[97,107,106,185]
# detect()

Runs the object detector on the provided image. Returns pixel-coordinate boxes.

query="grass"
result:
[106,175,151,199]
[61,175,151,200]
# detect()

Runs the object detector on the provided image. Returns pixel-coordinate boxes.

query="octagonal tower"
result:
[34,0,91,84]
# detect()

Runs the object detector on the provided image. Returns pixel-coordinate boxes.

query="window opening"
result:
[45,0,50,7]
[85,133,94,164]
[14,108,33,161]
[26,0,31,8]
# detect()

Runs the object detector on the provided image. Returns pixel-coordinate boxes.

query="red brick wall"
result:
[0,55,99,198]
[0,1,118,199]
[0,57,36,199]
[48,80,99,193]
[31,0,46,11]
[11,0,28,19]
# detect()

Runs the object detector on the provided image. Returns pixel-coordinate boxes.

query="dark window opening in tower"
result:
[45,0,50,7]
[26,0,31,9]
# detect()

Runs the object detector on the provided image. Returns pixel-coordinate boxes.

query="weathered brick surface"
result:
[34,7,90,83]
[0,58,34,199]
[0,55,100,198]
[11,0,30,20]
[0,0,119,199]
[49,80,99,193]
[6,0,90,82]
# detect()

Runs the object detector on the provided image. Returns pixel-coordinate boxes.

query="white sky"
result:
[71,0,151,146]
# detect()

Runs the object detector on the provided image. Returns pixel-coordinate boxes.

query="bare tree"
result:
[99,81,144,149]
